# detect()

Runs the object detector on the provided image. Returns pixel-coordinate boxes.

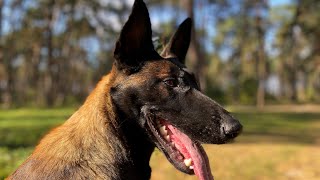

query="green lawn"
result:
[0,108,319,179]
[0,108,74,148]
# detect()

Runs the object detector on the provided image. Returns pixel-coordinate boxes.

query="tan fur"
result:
[7,67,129,180]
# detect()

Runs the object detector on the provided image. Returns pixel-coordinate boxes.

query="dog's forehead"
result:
[142,60,177,77]
[143,58,193,78]
[165,58,194,78]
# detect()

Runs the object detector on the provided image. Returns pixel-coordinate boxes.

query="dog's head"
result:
[110,0,242,179]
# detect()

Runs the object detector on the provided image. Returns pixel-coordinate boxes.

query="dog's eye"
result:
[163,78,178,87]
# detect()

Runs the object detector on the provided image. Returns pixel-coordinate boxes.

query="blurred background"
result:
[0,0,319,179]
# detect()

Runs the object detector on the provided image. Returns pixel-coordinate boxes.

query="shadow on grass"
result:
[233,112,320,145]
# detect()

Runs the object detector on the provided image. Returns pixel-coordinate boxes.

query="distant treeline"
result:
[0,0,319,108]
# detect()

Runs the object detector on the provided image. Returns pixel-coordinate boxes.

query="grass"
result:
[0,147,33,179]
[0,107,319,179]
[151,144,320,180]
[234,112,320,144]
[0,108,74,148]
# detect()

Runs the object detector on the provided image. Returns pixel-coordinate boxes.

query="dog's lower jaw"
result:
[145,115,214,180]
[116,116,156,180]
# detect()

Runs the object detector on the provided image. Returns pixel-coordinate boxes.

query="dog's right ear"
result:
[161,18,192,65]
[114,0,161,73]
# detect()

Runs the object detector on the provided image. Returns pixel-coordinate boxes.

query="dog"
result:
[7,0,242,179]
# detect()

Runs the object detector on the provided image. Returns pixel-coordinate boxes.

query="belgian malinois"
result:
[8,0,242,179]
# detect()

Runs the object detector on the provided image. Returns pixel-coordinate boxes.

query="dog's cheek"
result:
[110,86,141,118]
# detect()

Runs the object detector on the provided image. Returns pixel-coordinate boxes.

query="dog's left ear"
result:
[114,0,161,72]
[161,18,192,65]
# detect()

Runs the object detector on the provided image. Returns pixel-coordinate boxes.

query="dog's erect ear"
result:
[161,18,192,64]
[114,0,160,72]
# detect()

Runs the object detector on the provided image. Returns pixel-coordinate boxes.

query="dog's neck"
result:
[70,71,155,179]
[13,72,155,180]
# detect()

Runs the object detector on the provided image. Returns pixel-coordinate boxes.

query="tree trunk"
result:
[256,16,266,108]
[183,0,207,90]
[45,0,58,107]
[0,0,10,108]
[288,61,297,101]
[31,43,43,105]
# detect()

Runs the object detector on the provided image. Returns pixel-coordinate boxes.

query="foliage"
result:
[0,0,320,108]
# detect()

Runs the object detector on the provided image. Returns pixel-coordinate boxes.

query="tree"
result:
[275,0,320,102]
[211,0,270,105]
[183,0,207,90]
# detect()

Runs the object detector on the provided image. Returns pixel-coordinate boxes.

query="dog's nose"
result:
[221,115,242,138]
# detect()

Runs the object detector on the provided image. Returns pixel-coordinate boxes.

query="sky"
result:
[270,0,291,7]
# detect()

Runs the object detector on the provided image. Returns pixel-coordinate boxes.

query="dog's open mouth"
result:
[147,116,214,180]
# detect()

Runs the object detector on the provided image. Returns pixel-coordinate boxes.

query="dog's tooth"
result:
[165,135,170,141]
[184,158,192,167]
[189,165,194,169]
[159,126,167,136]
[171,142,175,147]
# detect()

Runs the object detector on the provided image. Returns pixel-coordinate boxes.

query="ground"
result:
[0,106,319,179]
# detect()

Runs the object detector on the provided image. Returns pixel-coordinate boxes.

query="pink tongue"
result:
[167,125,214,180]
